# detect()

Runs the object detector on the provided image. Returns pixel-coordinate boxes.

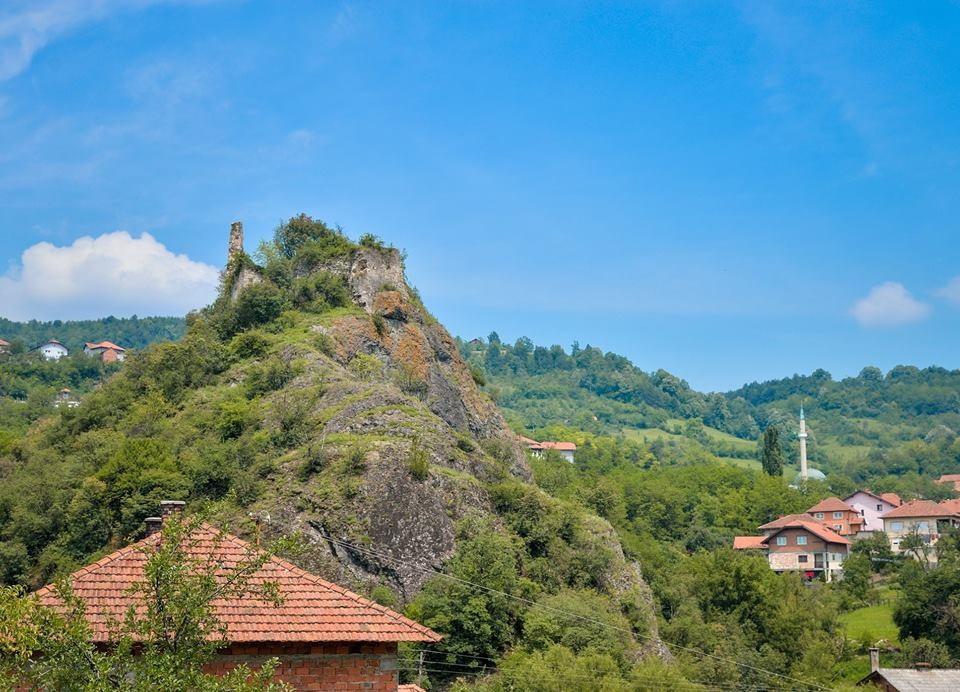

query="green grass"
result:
[839,603,899,642]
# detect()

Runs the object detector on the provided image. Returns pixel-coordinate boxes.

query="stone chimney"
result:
[144,516,163,537]
[869,647,880,673]
[228,221,244,263]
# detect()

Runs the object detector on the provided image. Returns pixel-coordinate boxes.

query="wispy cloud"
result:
[936,276,960,306]
[850,281,931,328]
[0,0,217,82]
[0,231,219,320]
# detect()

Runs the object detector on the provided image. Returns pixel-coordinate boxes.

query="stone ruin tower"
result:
[226,220,263,301]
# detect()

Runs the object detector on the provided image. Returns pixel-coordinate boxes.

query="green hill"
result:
[461,336,960,497]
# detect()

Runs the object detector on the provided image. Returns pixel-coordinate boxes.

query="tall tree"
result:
[760,425,784,477]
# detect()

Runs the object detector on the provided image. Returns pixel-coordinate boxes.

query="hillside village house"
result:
[84,340,126,362]
[30,501,440,691]
[53,388,79,409]
[0,338,9,353]
[806,497,865,536]
[845,490,902,534]
[760,518,850,582]
[881,499,960,562]
[34,338,68,361]
[519,435,577,462]
[858,647,960,691]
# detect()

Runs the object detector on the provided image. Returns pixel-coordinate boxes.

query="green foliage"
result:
[521,589,631,665]
[231,283,288,333]
[0,315,185,352]
[349,353,383,381]
[245,357,299,398]
[229,330,271,360]
[291,271,351,312]
[760,425,784,476]
[273,214,355,262]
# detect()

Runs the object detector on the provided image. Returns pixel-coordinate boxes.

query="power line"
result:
[318,533,827,691]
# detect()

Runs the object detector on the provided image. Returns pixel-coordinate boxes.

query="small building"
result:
[845,490,902,534]
[0,338,9,354]
[858,647,960,691]
[33,503,441,691]
[84,341,126,362]
[520,436,576,463]
[881,500,960,561]
[936,473,960,492]
[760,518,850,582]
[53,388,79,409]
[806,497,865,537]
[34,339,68,361]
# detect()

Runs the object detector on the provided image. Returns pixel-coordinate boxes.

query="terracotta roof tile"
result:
[880,493,902,507]
[882,499,960,519]
[84,341,126,351]
[758,513,819,530]
[35,523,441,645]
[938,474,960,483]
[760,520,851,546]
[733,536,766,550]
[806,497,855,514]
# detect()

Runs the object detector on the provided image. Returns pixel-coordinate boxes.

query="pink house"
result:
[843,490,902,534]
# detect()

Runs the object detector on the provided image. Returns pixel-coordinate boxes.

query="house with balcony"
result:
[881,500,960,563]
[806,497,866,537]
[760,518,850,582]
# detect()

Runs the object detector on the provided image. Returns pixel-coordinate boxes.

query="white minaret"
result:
[798,405,808,481]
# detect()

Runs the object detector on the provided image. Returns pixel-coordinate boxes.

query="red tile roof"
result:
[880,492,902,507]
[761,520,851,546]
[733,536,766,550]
[758,513,819,530]
[806,497,856,514]
[938,474,960,483]
[35,523,441,645]
[540,441,576,451]
[85,341,126,351]
[882,499,960,519]
[399,686,427,692]
[0,338,9,347]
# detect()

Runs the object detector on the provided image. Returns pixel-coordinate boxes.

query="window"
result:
[796,535,807,545]
[891,522,903,532]
[834,525,842,531]
[798,555,808,563]
[918,522,929,531]
[833,511,843,519]
[814,512,824,519]
[877,504,883,511]
[776,536,787,546]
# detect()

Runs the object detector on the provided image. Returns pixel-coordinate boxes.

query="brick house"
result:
[83,340,126,362]
[759,519,850,582]
[805,496,865,537]
[33,509,441,691]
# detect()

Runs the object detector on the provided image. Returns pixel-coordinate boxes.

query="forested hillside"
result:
[0,315,186,352]
[461,336,960,496]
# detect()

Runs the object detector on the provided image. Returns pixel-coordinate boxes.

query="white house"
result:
[843,489,902,534]
[36,339,69,361]
[519,436,577,463]
[0,338,9,353]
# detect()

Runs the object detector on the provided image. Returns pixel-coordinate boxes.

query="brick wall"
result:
[205,642,400,691]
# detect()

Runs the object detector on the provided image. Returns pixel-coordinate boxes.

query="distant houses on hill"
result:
[519,435,577,463]
[734,491,906,580]
[0,338,9,354]
[23,338,129,362]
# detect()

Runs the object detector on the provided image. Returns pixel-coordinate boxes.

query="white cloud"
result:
[936,276,960,306]
[850,281,931,327]
[0,1,215,82]
[0,231,219,320]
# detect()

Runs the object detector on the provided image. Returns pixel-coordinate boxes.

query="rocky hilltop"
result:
[1,215,664,660]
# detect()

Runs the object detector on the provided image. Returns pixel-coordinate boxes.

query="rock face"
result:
[223,223,662,651]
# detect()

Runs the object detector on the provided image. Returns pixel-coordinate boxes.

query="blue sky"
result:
[1,1,960,391]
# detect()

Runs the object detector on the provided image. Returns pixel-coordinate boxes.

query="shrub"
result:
[297,444,328,481]
[358,233,387,250]
[229,330,270,360]
[274,214,354,260]
[455,435,476,453]
[408,446,430,481]
[372,313,386,337]
[232,283,287,333]
[469,364,486,386]
[349,354,382,381]
[344,445,368,474]
[291,271,351,312]
[245,357,298,398]
[314,331,335,357]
